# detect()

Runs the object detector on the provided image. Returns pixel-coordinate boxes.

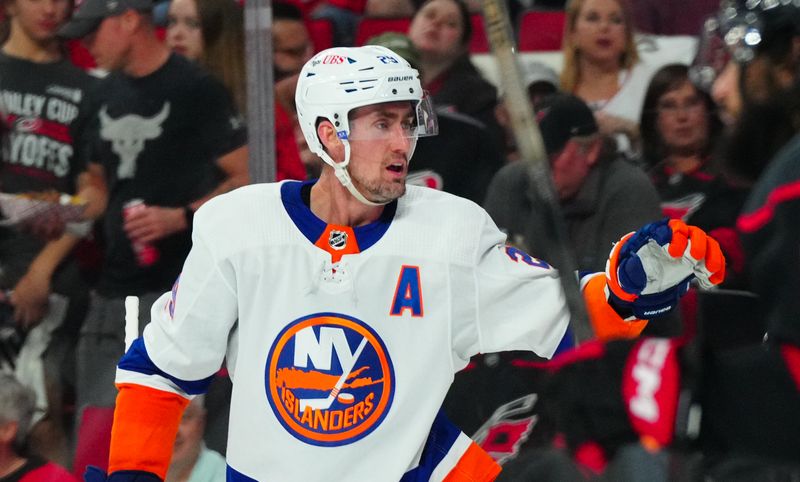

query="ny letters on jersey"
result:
[266,313,395,446]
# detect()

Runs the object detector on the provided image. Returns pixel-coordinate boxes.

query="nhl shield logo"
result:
[328,230,348,250]
[265,313,395,446]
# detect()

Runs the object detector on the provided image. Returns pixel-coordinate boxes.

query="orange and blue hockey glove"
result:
[606,219,725,320]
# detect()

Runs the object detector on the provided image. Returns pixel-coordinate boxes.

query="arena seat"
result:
[517,10,566,51]
[469,13,491,53]
[72,406,114,478]
[355,17,412,46]
[307,18,334,52]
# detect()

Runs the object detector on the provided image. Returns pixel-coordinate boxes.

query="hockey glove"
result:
[84,466,162,482]
[606,219,725,319]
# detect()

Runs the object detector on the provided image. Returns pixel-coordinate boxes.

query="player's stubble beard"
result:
[349,155,408,204]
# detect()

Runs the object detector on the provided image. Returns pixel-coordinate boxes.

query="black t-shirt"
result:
[86,53,247,297]
[0,51,97,293]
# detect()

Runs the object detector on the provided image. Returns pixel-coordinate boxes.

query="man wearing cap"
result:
[57,0,249,414]
[495,59,560,163]
[442,93,663,439]
[484,92,661,275]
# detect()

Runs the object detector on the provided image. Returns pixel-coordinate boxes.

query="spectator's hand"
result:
[11,269,51,329]
[20,209,66,240]
[123,205,188,245]
[606,219,725,319]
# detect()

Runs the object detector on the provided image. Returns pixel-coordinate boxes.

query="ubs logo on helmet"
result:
[265,313,395,446]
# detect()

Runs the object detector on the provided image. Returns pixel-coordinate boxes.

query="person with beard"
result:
[272,2,313,83]
[80,45,722,482]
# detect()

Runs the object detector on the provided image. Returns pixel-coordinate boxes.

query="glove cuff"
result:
[109,471,163,482]
[84,467,162,482]
[609,279,690,320]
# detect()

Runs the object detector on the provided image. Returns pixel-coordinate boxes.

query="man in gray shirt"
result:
[484,93,662,274]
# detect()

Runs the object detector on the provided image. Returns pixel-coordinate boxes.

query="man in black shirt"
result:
[58,0,249,413]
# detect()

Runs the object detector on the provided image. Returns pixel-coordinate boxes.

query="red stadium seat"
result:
[354,15,489,53]
[469,13,490,53]
[72,406,114,478]
[517,10,566,51]
[354,17,412,46]
[306,18,334,52]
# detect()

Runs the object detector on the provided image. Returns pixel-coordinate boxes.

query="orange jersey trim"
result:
[606,232,638,302]
[583,275,648,340]
[442,441,502,482]
[108,383,190,479]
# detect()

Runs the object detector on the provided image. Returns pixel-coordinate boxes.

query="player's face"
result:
[550,138,597,200]
[712,54,791,126]
[656,80,710,155]
[711,61,743,125]
[7,0,70,44]
[166,0,204,61]
[347,102,415,203]
[272,19,312,81]
[570,0,627,67]
[408,0,465,61]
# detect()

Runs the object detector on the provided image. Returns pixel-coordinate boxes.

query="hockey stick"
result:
[299,336,368,411]
[480,0,593,344]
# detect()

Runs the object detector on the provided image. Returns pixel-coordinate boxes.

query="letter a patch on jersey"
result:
[265,313,395,447]
[390,265,423,317]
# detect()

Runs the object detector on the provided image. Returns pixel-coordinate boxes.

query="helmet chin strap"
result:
[320,140,391,207]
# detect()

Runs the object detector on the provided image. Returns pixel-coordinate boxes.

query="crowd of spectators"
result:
[2,0,797,479]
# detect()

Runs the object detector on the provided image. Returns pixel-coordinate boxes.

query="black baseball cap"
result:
[535,93,598,156]
[58,0,154,39]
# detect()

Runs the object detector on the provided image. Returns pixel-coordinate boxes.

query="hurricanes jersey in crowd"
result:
[0,51,96,289]
[116,180,570,481]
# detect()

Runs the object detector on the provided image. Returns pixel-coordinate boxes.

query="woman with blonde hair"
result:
[560,0,652,152]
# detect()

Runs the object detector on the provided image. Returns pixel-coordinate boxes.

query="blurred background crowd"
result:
[0,0,797,480]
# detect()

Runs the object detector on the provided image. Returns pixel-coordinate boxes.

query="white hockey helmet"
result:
[295,45,438,205]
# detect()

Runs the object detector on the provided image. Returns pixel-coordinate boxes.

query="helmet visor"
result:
[343,92,439,142]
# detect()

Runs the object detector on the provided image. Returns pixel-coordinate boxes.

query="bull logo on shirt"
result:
[265,313,394,446]
[99,102,170,179]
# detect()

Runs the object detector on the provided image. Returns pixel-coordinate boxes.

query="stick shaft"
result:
[480,0,594,344]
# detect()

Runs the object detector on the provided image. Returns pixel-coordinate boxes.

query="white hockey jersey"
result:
[116,180,570,481]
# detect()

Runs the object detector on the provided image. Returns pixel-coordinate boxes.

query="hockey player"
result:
[84,45,724,482]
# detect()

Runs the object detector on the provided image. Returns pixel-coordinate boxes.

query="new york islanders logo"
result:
[265,313,394,446]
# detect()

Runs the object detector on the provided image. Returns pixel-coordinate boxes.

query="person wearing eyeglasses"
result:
[639,63,750,289]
